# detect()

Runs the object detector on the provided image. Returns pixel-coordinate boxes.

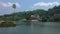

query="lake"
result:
[0,21,60,34]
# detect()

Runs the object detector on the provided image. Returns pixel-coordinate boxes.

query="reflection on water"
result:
[0,27,16,34]
[0,22,60,34]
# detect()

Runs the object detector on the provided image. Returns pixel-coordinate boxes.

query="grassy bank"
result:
[0,21,16,27]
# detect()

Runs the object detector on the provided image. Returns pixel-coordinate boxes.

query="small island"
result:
[0,21,16,27]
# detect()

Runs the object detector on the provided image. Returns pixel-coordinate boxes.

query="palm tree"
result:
[12,4,16,21]
[12,4,16,13]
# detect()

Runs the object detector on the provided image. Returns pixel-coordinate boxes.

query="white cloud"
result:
[32,2,60,8]
[0,2,21,15]
[0,2,20,8]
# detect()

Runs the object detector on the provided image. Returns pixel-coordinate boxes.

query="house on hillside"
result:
[30,14,42,21]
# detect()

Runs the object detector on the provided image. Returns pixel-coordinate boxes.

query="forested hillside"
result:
[0,5,60,21]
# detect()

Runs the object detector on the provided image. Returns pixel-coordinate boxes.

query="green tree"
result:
[12,4,16,21]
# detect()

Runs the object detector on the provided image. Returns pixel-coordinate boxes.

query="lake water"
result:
[0,22,60,34]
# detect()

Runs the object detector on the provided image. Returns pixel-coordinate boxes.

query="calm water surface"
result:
[0,22,60,34]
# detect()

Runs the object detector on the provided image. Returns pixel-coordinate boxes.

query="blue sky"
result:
[0,0,60,15]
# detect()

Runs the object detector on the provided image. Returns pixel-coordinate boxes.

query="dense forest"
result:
[0,5,60,21]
